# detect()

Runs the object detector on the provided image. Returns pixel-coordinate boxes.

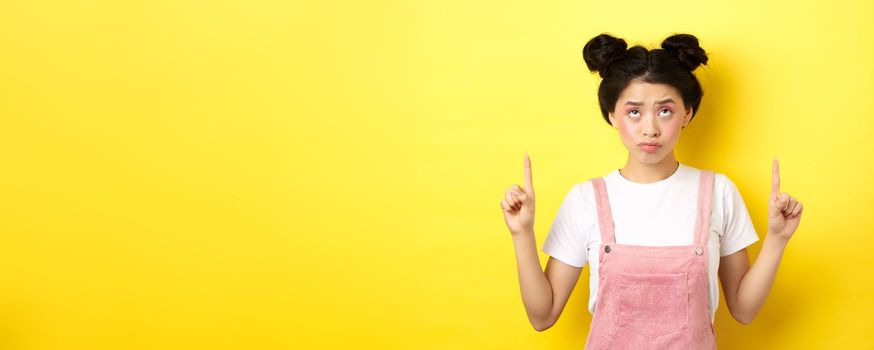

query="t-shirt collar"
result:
[609,162,687,187]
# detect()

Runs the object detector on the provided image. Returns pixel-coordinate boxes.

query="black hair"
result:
[582,33,709,126]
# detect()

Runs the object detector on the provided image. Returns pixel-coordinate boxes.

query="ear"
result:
[682,107,693,128]
[608,112,617,129]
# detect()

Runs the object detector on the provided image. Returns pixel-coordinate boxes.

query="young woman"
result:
[500,33,804,349]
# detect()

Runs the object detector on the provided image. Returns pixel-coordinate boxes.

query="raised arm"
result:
[501,153,583,331]
[718,158,804,324]
[513,233,583,331]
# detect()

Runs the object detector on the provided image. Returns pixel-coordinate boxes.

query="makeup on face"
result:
[622,99,678,120]
[611,82,689,160]
[639,143,661,153]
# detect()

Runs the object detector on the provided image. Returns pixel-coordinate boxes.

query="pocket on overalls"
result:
[618,272,689,338]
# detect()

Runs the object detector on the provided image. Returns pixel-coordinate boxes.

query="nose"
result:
[643,115,659,137]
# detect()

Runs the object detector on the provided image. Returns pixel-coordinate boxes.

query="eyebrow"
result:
[624,98,675,106]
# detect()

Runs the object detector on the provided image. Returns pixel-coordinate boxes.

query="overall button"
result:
[695,247,704,255]
[605,245,612,253]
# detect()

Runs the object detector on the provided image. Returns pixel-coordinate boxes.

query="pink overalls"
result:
[584,170,717,349]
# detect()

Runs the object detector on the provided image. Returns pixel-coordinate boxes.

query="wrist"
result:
[765,231,790,247]
[512,229,535,242]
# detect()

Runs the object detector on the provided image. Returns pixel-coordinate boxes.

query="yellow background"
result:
[0,0,872,349]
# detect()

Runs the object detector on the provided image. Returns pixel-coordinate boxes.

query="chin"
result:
[632,151,668,164]
[638,157,665,165]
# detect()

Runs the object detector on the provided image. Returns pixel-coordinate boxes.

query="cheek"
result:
[665,117,684,132]
[619,121,634,139]
[661,119,684,139]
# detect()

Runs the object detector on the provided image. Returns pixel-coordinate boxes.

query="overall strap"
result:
[693,170,715,247]
[590,177,616,244]
[593,170,715,247]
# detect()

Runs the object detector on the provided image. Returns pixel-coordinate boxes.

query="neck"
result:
[619,152,680,184]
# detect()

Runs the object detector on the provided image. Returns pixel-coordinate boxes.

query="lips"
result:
[638,142,661,153]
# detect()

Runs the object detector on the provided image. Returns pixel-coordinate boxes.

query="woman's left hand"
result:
[768,158,804,241]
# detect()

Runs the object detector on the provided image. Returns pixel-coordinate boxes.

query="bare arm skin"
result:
[501,153,583,331]
[718,234,789,324]
[512,231,582,331]
[718,158,803,325]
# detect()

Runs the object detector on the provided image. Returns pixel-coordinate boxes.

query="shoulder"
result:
[696,168,749,211]
[562,180,596,205]
[682,164,736,195]
[553,180,599,226]
[712,171,742,199]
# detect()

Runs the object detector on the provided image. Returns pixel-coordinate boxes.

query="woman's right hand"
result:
[501,153,536,237]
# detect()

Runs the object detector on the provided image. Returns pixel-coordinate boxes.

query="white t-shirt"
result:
[541,163,759,323]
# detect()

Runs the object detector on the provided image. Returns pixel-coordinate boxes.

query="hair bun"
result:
[582,33,628,78]
[661,33,708,71]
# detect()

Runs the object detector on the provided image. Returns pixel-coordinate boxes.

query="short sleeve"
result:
[718,175,760,257]
[541,183,591,268]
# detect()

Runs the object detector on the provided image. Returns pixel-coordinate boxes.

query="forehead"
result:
[617,81,683,105]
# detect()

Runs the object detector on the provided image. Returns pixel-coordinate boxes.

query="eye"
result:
[628,110,640,118]
[659,108,672,117]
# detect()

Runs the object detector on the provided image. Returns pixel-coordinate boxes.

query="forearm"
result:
[733,233,789,323]
[512,231,554,330]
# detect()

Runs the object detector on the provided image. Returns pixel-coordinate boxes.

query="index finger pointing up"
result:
[524,152,534,192]
[772,157,780,194]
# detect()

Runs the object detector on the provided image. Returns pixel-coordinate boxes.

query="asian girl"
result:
[500,33,804,349]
